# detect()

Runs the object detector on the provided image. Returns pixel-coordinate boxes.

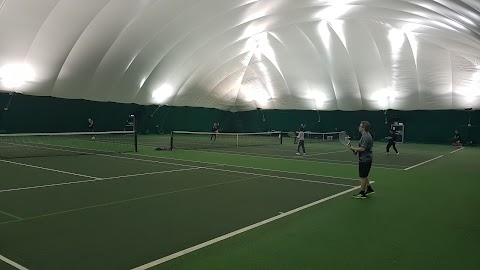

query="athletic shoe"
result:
[303,153,306,155]
[352,192,367,199]
[296,152,301,155]
[396,152,400,155]
[365,188,375,195]
[385,152,389,154]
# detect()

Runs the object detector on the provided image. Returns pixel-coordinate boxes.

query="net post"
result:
[170,131,174,149]
[236,134,239,146]
[134,132,138,152]
[132,114,138,152]
[280,132,283,144]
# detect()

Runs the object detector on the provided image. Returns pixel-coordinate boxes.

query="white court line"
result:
[450,147,464,154]
[95,153,197,168]
[10,139,403,171]
[126,153,358,182]
[16,141,216,170]
[213,143,346,154]
[1,141,92,155]
[0,146,356,191]
[194,148,405,168]
[100,168,204,180]
[10,141,201,171]
[204,167,356,187]
[89,153,358,187]
[0,159,97,179]
[300,150,348,156]
[404,155,444,171]
[140,139,345,153]
[0,163,354,194]
[2,140,186,167]
[188,148,405,170]
[0,209,22,220]
[0,172,356,226]
[131,184,365,270]
[0,167,203,193]
[0,177,264,226]
[0,254,28,270]
[95,155,356,187]
[1,142,204,174]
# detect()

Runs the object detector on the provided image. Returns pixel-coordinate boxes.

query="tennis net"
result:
[170,131,283,150]
[0,131,137,159]
[291,131,343,144]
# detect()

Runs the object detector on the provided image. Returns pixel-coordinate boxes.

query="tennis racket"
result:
[339,131,357,154]
[339,131,351,146]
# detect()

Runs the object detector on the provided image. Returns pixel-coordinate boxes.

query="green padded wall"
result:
[1,92,478,144]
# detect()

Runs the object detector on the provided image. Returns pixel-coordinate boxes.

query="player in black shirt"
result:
[453,130,462,143]
[386,129,399,155]
[87,118,94,131]
[87,118,95,140]
[211,123,219,142]
[452,130,462,146]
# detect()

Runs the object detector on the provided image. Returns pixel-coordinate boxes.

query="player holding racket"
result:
[348,121,375,199]
[210,123,219,142]
[296,127,306,155]
[386,129,399,154]
[87,118,95,140]
[339,131,356,155]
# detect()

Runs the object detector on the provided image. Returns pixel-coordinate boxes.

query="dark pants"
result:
[297,140,305,153]
[359,161,372,178]
[386,142,398,153]
[210,134,217,141]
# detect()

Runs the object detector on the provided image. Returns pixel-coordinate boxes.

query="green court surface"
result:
[0,137,479,270]
[0,260,17,270]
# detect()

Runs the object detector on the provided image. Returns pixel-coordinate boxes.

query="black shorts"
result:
[359,161,372,178]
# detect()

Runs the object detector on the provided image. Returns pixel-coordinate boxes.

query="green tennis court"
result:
[0,141,356,270]
[1,1,480,268]
[1,135,478,270]
[139,133,451,170]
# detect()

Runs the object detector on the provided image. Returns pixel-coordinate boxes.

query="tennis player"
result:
[386,129,399,154]
[210,123,219,142]
[452,130,462,147]
[296,127,306,155]
[349,121,374,199]
[87,118,95,139]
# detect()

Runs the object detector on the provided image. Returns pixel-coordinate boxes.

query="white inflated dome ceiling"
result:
[0,0,479,111]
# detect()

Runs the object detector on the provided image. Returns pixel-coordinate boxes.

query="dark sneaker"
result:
[365,188,375,195]
[352,192,367,199]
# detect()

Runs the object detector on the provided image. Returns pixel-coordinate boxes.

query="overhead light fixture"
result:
[0,63,35,89]
[372,88,397,107]
[388,29,405,52]
[152,84,174,104]
[307,91,326,108]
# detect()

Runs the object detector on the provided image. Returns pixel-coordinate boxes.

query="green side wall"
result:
[234,109,480,144]
[1,93,478,144]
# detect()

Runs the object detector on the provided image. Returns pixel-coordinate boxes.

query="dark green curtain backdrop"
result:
[1,92,478,144]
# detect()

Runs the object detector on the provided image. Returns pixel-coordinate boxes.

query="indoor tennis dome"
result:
[1,0,479,112]
[1,2,480,270]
